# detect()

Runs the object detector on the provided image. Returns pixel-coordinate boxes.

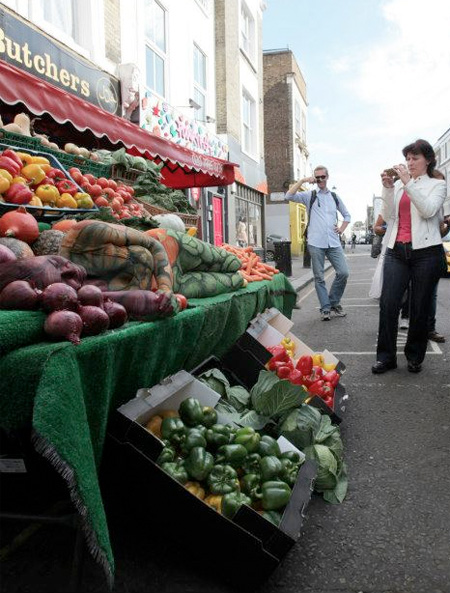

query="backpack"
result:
[303,190,339,239]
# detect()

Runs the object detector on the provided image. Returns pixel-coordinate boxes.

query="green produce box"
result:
[103,370,316,587]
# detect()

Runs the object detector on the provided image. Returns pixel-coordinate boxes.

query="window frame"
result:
[240,1,255,63]
[193,44,207,122]
[144,0,167,99]
[242,88,256,157]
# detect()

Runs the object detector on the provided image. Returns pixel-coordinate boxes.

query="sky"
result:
[263,0,450,224]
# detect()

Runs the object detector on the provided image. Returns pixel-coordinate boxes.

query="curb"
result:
[289,263,333,293]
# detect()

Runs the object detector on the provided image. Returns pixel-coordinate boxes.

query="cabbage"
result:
[304,444,338,491]
[198,368,230,398]
[279,405,322,449]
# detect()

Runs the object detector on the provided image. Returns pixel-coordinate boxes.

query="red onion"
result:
[102,290,174,321]
[0,280,41,310]
[44,310,83,345]
[78,305,110,336]
[103,299,128,329]
[41,282,79,312]
[77,284,104,308]
[0,244,17,264]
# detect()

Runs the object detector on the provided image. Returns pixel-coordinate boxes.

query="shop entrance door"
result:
[212,196,224,246]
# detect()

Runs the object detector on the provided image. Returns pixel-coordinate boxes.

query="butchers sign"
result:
[0,6,120,114]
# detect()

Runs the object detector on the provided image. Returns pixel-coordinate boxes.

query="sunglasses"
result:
[315,175,327,181]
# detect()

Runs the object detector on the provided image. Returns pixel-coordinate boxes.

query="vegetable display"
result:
[145,397,305,524]
[220,243,280,283]
[197,367,347,504]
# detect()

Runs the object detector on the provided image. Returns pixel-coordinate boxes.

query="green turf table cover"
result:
[0,274,296,586]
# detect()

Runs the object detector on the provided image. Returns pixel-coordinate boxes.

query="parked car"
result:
[265,234,287,261]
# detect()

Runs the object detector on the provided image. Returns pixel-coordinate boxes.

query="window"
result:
[145,0,166,97]
[301,112,307,143]
[193,45,206,122]
[42,0,74,35]
[242,90,256,155]
[240,2,255,61]
[235,189,263,248]
[294,102,301,136]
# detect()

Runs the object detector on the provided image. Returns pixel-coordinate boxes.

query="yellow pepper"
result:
[76,195,94,209]
[186,227,197,236]
[56,193,78,209]
[11,176,28,185]
[15,152,34,165]
[29,195,44,207]
[0,168,13,183]
[21,164,47,185]
[204,494,222,513]
[30,156,50,165]
[312,353,325,367]
[145,415,163,439]
[184,481,206,500]
[0,176,10,193]
[281,336,296,357]
[322,362,337,372]
[36,184,60,204]
[160,410,179,419]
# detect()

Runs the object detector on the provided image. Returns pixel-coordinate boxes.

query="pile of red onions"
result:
[44,310,84,345]
[0,280,41,310]
[41,283,79,312]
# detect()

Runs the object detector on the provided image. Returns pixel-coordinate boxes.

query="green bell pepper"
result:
[161,461,188,484]
[233,426,261,453]
[181,428,207,454]
[241,473,262,501]
[201,406,218,428]
[260,455,283,482]
[215,444,248,468]
[261,480,291,510]
[184,446,214,481]
[207,464,240,494]
[258,435,281,458]
[242,453,262,475]
[205,424,232,448]
[221,491,252,519]
[178,397,204,427]
[261,510,282,527]
[279,458,300,486]
[280,450,302,464]
[161,417,186,445]
[192,424,207,437]
[156,442,176,465]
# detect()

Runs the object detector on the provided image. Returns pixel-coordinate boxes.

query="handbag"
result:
[371,235,383,258]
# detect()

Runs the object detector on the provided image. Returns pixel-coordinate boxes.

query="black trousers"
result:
[376,242,446,364]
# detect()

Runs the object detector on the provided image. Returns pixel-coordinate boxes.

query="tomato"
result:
[80,181,92,193]
[68,167,82,178]
[96,177,109,189]
[94,196,109,208]
[84,173,96,184]
[175,293,188,310]
[110,198,122,213]
[89,184,103,197]
[69,170,84,183]
[102,187,116,199]
[107,179,118,190]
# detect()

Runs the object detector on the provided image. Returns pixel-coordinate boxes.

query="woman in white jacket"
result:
[372,139,447,374]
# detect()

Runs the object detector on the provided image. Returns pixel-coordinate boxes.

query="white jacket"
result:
[381,175,446,250]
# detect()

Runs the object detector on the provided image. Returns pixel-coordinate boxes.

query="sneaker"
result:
[321,310,331,321]
[399,317,409,330]
[331,305,346,317]
[428,331,445,343]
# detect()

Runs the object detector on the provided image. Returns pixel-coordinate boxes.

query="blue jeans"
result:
[308,245,349,312]
[377,242,446,364]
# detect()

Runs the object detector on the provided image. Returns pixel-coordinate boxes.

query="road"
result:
[1,248,450,593]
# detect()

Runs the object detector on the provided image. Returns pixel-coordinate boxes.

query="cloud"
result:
[342,0,450,139]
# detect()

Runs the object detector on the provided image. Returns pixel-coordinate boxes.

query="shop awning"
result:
[0,60,237,189]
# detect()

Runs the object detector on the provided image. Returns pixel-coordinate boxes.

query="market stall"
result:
[0,275,297,584]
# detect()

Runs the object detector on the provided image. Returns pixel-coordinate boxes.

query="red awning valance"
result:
[0,60,237,188]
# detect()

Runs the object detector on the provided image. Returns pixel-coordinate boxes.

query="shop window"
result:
[240,2,255,62]
[145,0,166,97]
[235,191,263,248]
[242,90,256,156]
[193,45,206,122]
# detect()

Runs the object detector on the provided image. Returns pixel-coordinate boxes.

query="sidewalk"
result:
[288,255,331,292]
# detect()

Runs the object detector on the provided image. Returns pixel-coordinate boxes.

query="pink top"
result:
[396,191,412,243]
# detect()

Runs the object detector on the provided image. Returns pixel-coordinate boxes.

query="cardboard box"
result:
[247,307,346,374]
[104,370,316,585]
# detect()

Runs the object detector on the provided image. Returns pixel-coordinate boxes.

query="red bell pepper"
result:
[277,365,293,379]
[56,179,79,196]
[268,358,293,373]
[47,168,67,182]
[323,369,340,387]
[287,369,304,384]
[308,380,325,396]
[267,345,291,363]
[322,395,334,408]
[4,183,33,204]
[0,156,22,177]
[322,381,335,398]
[295,355,313,376]
[1,149,23,170]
